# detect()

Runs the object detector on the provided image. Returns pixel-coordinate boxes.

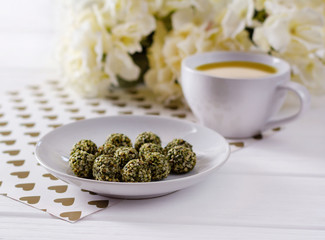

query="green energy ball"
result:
[142,152,170,181]
[167,146,196,174]
[96,143,117,158]
[134,131,161,151]
[69,150,95,178]
[139,143,163,159]
[114,147,138,168]
[92,155,121,182]
[164,138,192,155]
[70,139,97,155]
[121,159,151,182]
[106,133,132,148]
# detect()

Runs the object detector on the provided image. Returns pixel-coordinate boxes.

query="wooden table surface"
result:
[1,1,325,239]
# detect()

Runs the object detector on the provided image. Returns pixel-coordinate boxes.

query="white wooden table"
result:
[1,1,325,239]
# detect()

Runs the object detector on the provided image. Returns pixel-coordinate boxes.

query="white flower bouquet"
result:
[59,0,325,103]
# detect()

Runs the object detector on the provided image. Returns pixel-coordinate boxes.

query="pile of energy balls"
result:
[69,132,197,182]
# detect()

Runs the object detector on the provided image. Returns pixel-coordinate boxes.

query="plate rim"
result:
[35,115,230,186]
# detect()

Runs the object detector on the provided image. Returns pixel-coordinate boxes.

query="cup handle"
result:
[263,81,311,131]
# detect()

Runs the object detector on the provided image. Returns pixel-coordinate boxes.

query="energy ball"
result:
[96,142,117,158]
[139,143,163,159]
[92,155,121,182]
[121,159,151,182]
[114,147,138,168]
[69,150,95,178]
[134,131,161,151]
[164,138,192,155]
[167,145,196,174]
[106,133,132,148]
[142,152,170,181]
[70,139,97,155]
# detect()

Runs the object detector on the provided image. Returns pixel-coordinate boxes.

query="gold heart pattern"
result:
[43,115,58,120]
[20,196,40,204]
[131,96,145,102]
[92,110,106,114]
[39,107,53,111]
[14,106,27,111]
[138,104,152,109]
[87,102,99,106]
[0,131,11,136]
[145,112,160,115]
[10,171,29,178]
[7,91,19,96]
[11,99,23,103]
[113,102,126,107]
[0,122,8,126]
[229,142,245,148]
[172,113,186,118]
[36,100,48,104]
[164,104,179,110]
[81,189,97,195]
[24,132,40,137]
[33,93,44,97]
[20,123,35,128]
[57,94,69,99]
[54,198,75,206]
[42,173,58,180]
[0,140,16,145]
[60,211,82,221]
[65,108,79,113]
[48,124,62,128]
[3,150,20,156]
[7,160,25,166]
[17,114,31,119]
[70,116,85,121]
[15,183,35,191]
[48,185,68,193]
[62,101,74,105]
[118,111,133,115]
[88,200,109,208]
[105,95,119,100]
[27,85,39,90]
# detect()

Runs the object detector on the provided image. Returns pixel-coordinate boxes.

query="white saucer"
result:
[35,115,230,199]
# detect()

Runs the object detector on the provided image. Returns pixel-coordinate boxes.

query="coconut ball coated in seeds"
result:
[139,143,163,159]
[134,131,161,151]
[121,159,151,182]
[114,147,138,168]
[106,133,132,148]
[69,150,95,178]
[167,145,196,174]
[96,142,117,158]
[92,155,121,182]
[142,152,170,181]
[164,138,192,155]
[70,139,97,155]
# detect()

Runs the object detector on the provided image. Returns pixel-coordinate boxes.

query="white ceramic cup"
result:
[181,51,310,138]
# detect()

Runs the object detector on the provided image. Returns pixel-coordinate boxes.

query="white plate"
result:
[35,115,230,199]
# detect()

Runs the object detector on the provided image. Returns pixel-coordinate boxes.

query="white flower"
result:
[253,8,325,52]
[221,0,255,38]
[291,55,325,94]
[59,0,156,96]
[144,21,182,103]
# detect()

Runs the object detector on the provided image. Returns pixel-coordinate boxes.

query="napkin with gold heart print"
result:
[0,80,281,222]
